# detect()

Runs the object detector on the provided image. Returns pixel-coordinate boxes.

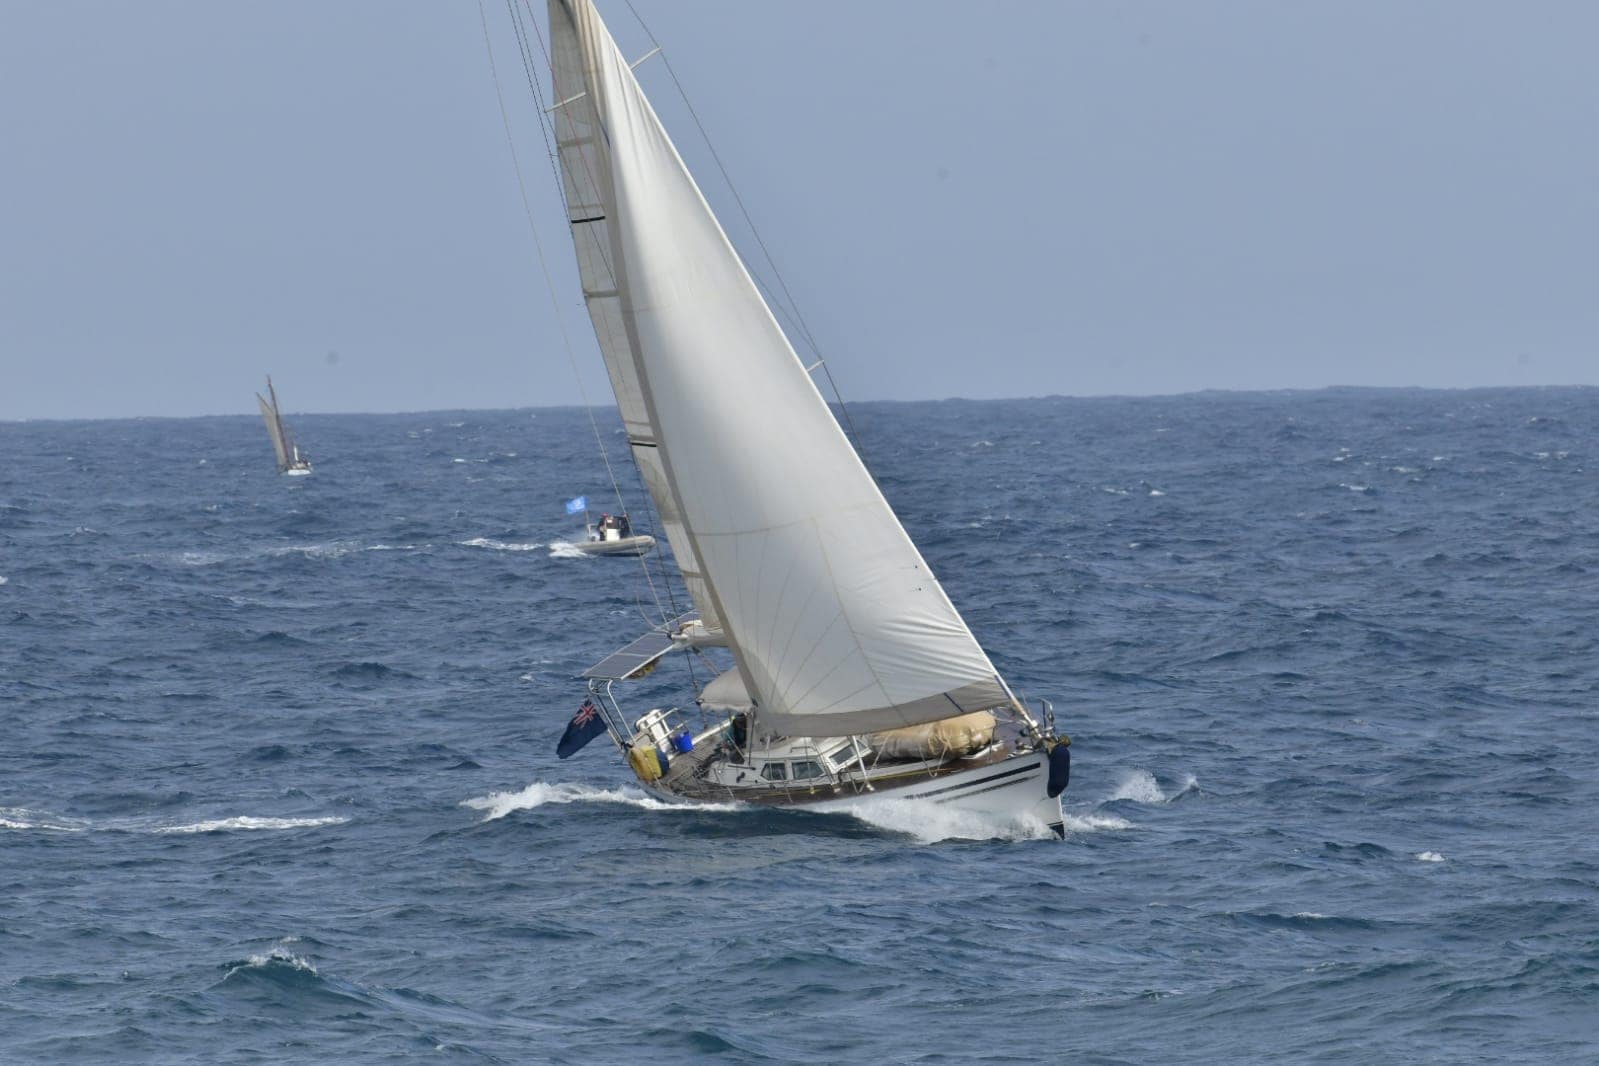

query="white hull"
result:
[572,534,655,556]
[648,750,1064,837]
[283,466,312,477]
[810,751,1062,834]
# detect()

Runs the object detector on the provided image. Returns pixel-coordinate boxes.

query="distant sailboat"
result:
[256,377,312,476]
[533,0,1069,833]
[559,495,656,556]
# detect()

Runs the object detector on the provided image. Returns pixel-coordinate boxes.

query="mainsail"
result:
[257,394,290,471]
[550,0,1010,736]
[256,379,294,472]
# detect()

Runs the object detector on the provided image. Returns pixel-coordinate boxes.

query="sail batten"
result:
[554,0,1009,735]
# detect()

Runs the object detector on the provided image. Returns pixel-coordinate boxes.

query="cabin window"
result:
[760,762,787,782]
[828,749,857,769]
[791,760,824,781]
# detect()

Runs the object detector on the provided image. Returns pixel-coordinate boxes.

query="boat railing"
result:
[632,705,699,759]
[1037,698,1056,734]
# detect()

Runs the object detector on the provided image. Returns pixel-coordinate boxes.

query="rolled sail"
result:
[556,0,1010,736]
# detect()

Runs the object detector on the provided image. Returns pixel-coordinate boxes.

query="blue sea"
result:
[3,388,1597,1063]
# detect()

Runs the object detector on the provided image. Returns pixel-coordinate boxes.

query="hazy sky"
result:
[3,1,1595,420]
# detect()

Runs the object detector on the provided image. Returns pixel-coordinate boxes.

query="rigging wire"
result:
[476,0,669,630]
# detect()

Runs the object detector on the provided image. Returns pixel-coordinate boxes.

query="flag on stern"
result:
[564,495,587,515]
[556,698,608,759]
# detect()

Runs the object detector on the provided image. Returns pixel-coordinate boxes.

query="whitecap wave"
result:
[462,781,731,821]
[1108,769,1167,804]
[1415,851,1445,863]
[155,816,349,834]
[224,942,318,979]
[266,541,358,560]
[1106,769,1198,805]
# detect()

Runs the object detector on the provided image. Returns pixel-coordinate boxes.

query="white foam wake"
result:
[0,807,88,832]
[4,807,347,834]
[154,816,349,834]
[843,799,1055,843]
[1061,812,1135,833]
[546,541,592,559]
[461,781,731,821]
[461,537,543,552]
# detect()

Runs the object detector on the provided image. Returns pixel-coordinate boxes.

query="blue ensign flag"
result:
[564,495,587,515]
[556,699,608,759]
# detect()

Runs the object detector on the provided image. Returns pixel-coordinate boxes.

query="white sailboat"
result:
[256,376,312,476]
[541,0,1069,834]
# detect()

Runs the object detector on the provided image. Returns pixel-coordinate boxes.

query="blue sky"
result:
[3,1,1595,420]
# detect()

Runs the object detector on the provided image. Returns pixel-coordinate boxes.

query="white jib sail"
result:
[556,0,1009,736]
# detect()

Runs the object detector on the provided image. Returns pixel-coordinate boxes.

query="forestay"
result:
[554,0,1010,736]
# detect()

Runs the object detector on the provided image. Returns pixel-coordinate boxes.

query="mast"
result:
[552,0,1011,737]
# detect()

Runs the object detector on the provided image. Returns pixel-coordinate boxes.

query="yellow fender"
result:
[627,744,667,782]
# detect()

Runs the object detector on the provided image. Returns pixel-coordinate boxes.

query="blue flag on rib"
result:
[557,699,608,759]
[564,495,587,515]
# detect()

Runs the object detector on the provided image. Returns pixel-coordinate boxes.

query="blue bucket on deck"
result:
[671,731,694,755]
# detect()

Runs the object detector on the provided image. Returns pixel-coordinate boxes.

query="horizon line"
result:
[4,381,1595,425]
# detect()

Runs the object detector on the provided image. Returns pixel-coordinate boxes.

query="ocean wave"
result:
[155,816,349,834]
[327,661,416,681]
[221,943,320,980]
[547,541,593,559]
[1106,769,1200,805]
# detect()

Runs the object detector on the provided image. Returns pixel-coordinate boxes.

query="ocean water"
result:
[3,387,1597,1063]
